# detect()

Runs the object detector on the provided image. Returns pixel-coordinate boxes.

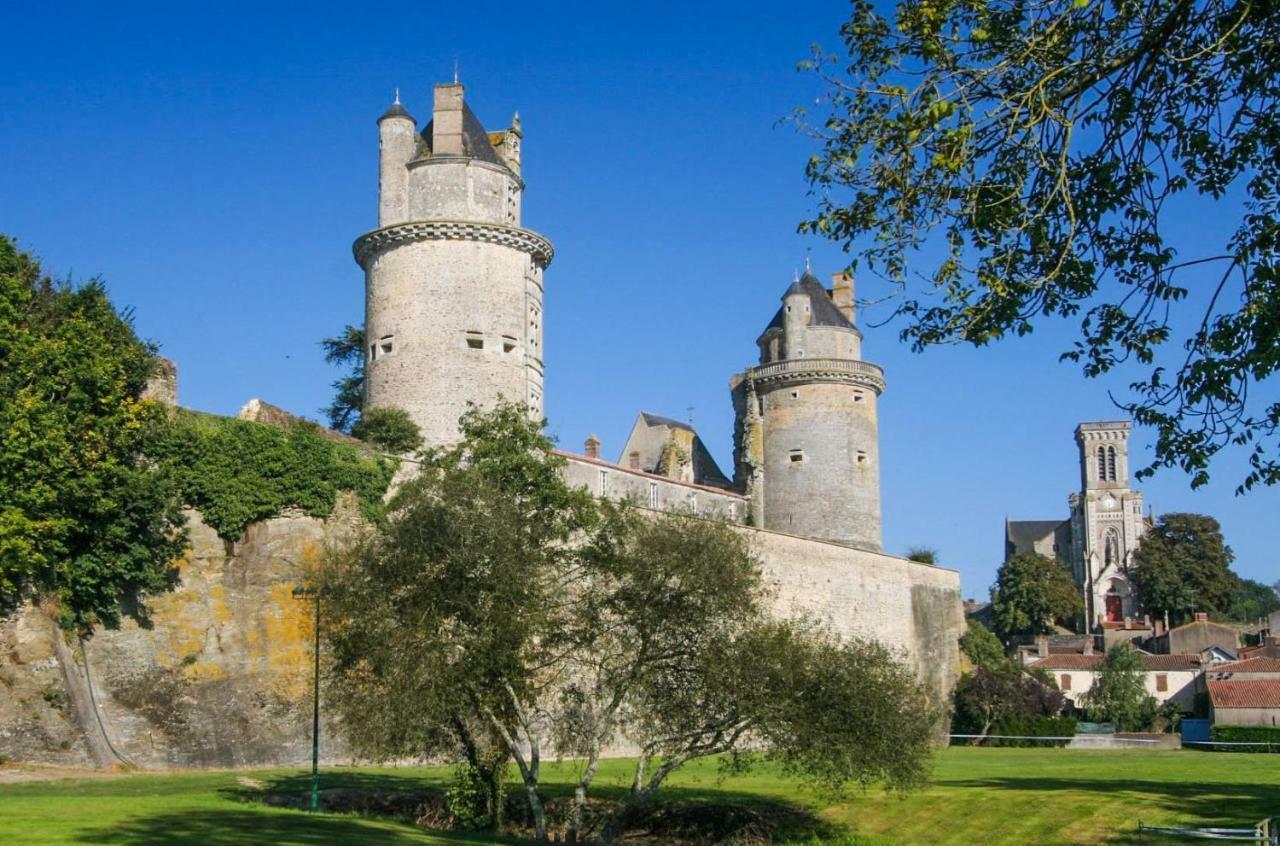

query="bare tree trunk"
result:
[566,749,603,845]
[47,614,114,768]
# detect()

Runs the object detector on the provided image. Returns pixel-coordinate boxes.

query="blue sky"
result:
[2,1,1274,597]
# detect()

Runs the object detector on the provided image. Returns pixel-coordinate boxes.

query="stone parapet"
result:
[353,220,554,270]
[745,357,885,394]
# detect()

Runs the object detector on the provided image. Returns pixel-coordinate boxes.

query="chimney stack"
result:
[584,434,600,460]
[629,451,641,470]
[1083,636,1094,656]
[433,83,465,156]
[1037,635,1049,658]
[831,272,855,323]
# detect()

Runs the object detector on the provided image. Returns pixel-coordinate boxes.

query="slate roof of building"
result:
[762,271,855,335]
[1006,519,1069,547]
[1029,654,1202,671]
[1207,679,1280,709]
[421,103,504,166]
[640,412,694,433]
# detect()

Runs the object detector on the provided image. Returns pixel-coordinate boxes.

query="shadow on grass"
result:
[73,809,515,846]
[947,776,1280,846]
[220,771,845,845]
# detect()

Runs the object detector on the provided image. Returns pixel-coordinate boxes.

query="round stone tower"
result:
[353,82,554,449]
[731,267,885,550]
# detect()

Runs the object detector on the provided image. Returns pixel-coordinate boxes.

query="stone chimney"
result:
[1154,619,1166,637]
[1036,635,1049,658]
[830,272,855,323]
[584,434,600,460]
[432,83,465,156]
[1083,636,1095,656]
[629,450,641,470]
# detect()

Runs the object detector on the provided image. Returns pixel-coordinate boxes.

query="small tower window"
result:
[789,449,805,463]
[790,391,799,399]
[1107,446,1117,481]
[857,450,868,466]
[465,331,484,350]
[369,343,378,361]
[853,390,864,403]
[379,335,394,356]
[1097,446,1107,480]
[502,335,517,353]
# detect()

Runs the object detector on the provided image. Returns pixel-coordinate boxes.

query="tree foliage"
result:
[320,324,364,433]
[991,553,1082,643]
[959,618,1006,671]
[1129,512,1237,623]
[0,236,186,630]
[1081,643,1158,731]
[952,664,1065,740]
[350,406,422,455]
[324,403,938,844]
[800,0,1280,493]
[1228,578,1280,623]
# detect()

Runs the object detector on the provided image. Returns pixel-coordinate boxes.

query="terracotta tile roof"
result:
[1214,657,1280,674]
[1029,653,1201,671]
[1208,679,1280,709]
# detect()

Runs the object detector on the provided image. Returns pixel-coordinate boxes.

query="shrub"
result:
[1209,724,1280,752]
[351,406,422,454]
[986,715,1077,747]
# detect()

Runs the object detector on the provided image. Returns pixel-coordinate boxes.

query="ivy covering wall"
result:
[149,410,396,540]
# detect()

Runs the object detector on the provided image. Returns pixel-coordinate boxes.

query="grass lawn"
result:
[0,748,1276,845]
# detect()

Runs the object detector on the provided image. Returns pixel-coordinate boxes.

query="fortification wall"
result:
[0,502,961,768]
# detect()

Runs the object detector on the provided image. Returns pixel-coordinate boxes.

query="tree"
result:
[320,324,364,432]
[0,236,185,630]
[325,403,939,843]
[1129,513,1237,623]
[350,406,422,454]
[799,0,1280,493]
[906,546,938,564]
[1227,579,1280,623]
[990,553,1082,644]
[1082,644,1158,731]
[959,618,1006,672]
[952,664,1064,741]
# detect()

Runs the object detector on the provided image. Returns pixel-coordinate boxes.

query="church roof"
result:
[1005,519,1069,547]
[761,270,855,335]
[421,103,504,166]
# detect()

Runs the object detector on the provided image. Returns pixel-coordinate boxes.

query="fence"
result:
[1139,817,1278,844]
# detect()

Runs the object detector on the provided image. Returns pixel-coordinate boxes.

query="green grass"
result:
[0,748,1276,845]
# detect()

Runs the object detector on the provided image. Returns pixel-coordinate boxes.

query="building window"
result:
[369,343,378,361]
[688,493,697,511]
[1156,674,1168,692]
[1097,446,1106,480]
[502,335,517,353]
[379,335,394,356]
[1061,674,1071,691]
[648,482,658,508]
[857,450,868,465]
[466,331,484,350]
[789,449,804,463]
[853,390,864,403]
[1107,446,1117,481]
[598,469,609,497]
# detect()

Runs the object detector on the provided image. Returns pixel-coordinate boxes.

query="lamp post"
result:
[291,584,325,813]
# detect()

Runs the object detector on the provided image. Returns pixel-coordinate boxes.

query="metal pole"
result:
[310,590,321,813]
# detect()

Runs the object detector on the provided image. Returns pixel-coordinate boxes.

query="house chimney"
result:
[1083,636,1095,656]
[1195,612,1208,623]
[1037,635,1049,658]
[432,82,465,156]
[628,450,641,470]
[830,272,855,323]
[584,434,600,460]
[1155,619,1165,637]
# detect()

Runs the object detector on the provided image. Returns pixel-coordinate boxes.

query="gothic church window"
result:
[1104,530,1120,568]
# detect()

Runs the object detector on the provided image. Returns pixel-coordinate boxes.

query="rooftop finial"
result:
[793,268,800,283]
[453,59,459,84]
[804,252,812,273]
[394,87,401,105]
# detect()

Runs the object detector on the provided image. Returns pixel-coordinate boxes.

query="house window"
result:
[598,470,609,497]
[1061,674,1071,691]
[648,482,658,509]
[1156,674,1168,692]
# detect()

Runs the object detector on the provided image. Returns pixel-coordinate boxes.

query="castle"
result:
[0,80,961,770]
[1005,421,1151,627]
[356,80,886,552]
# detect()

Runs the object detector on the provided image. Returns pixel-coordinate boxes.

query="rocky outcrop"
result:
[0,501,359,768]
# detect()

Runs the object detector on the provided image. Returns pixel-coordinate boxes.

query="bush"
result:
[986,716,1077,747]
[351,407,422,454]
[1209,724,1280,752]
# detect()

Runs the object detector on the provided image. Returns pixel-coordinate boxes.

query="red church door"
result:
[1105,594,1123,622]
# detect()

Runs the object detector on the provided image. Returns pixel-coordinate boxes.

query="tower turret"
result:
[731,267,885,550]
[354,81,554,449]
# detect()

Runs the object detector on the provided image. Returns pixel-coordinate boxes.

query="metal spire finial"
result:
[453,59,459,84]
[394,87,401,105]
[804,253,812,273]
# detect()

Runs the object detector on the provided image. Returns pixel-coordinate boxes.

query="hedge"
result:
[986,716,1078,747]
[1208,724,1280,752]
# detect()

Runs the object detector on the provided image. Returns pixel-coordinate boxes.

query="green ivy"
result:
[149,410,396,540]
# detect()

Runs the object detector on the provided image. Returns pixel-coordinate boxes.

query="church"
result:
[1005,421,1153,628]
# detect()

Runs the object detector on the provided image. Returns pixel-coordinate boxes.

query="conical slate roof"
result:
[761,270,855,335]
